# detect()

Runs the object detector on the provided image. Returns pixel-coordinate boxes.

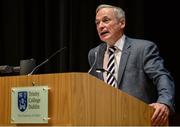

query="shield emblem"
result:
[18,91,27,112]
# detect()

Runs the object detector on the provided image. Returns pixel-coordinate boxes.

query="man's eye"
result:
[103,18,110,23]
[96,21,100,25]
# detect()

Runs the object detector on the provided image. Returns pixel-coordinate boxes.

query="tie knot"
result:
[108,46,116,54]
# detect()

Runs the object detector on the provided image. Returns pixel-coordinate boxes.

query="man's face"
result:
[95,8,125,45]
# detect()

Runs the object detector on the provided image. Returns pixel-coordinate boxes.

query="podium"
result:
[0,72,155,125]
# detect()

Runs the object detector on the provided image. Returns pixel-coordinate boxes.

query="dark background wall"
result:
[0,0,179,125]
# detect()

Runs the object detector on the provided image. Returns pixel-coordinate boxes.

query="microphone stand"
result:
[88,52,97,74]
[96,68,118,87]
[28,47,67,76]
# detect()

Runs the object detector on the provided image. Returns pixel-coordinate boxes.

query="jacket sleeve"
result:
[143,42,175,113]
[88,48,95,66]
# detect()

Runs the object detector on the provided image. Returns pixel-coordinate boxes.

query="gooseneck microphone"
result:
[88,52,97,74]
[28,47,67,76]
[96,68,118,86]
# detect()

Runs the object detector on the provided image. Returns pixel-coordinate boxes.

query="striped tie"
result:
[106,46,116,87]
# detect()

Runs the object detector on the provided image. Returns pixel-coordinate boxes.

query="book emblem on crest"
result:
[18,91,27,112]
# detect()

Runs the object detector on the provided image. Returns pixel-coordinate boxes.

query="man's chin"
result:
[100,37,110,42]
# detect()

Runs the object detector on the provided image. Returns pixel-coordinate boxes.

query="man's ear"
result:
[119,18,125,29]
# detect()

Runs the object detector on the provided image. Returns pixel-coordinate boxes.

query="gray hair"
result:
[96,4,125,20]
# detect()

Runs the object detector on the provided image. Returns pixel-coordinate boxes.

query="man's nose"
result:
[98,22,105,30]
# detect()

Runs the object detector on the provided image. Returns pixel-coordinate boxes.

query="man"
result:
[88,4,175,126]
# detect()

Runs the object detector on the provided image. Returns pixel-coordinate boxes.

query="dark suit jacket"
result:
[88,36,175,112]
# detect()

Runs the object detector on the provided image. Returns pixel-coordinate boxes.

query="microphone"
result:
[88,51,97,74]
[28,47,67,76]
[95,68,118,86]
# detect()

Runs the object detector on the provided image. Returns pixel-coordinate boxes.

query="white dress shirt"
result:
[103,35,125,87]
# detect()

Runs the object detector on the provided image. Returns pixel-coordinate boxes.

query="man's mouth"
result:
[100,31,109,36]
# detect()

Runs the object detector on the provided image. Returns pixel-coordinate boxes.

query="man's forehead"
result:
[96,8,114,19]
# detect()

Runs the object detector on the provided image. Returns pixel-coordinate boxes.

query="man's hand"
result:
[149,103,170,126]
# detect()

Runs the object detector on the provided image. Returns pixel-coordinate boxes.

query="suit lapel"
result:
[117,37,131,86]
[97,43,107,81]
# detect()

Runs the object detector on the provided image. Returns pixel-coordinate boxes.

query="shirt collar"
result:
[107,34,125,52]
